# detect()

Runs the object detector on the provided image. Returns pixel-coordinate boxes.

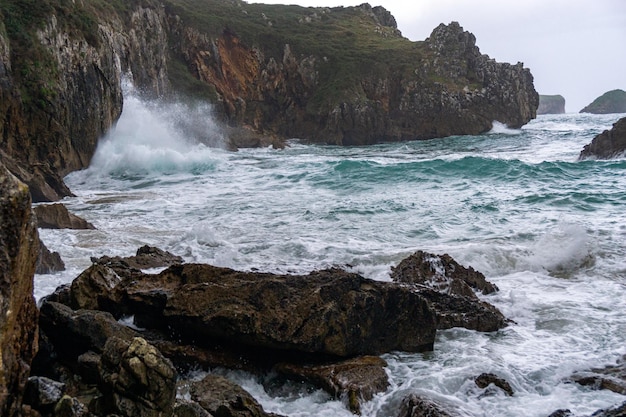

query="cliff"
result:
[0,0,538,201]
[538,94,566,114]
[579,117,626,160]
[580,89,626,114]
[0,162,39,417]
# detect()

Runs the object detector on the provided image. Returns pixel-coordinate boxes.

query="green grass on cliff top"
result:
[162,0,431,109]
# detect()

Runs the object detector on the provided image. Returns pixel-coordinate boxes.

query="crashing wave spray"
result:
[88,82,227,176]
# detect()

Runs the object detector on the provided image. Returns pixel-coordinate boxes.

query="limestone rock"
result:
[121,264,437,357]
[570,355,626,395]
[538,95,566,114]
[38,301,138,360]
[391,251,498,296]
[589,401,626,417]
[92,245,183,270]
[474,373,514,396]
[391,251,506,332]
[579,117,626,160]
[33,204,95,230]
[23,376,65,412]
[35,238,65,274]
[580,89,626,114]
[276,356,389,414]
[187,374,277,417]
[0,163,39,417]
[397,394,454,417]
[100,337,177,417]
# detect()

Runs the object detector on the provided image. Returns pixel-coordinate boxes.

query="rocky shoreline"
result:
[2,163,626,416]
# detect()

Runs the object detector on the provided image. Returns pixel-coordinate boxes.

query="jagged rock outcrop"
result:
[580,89,626,114]
[0,163,39,417]
[579,117,626,160]
[538,95,566,114]
[276,356,389,414]
[1,1,538,200]
[34,203,95,229]
[390,251,507,332]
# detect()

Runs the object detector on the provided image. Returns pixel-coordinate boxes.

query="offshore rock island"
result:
[0,0,538,202]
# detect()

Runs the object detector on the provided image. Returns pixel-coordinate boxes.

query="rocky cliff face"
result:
[538,94,566,114]
[0,162,39,417]
[579,117,626,160]
[0,1,538,200]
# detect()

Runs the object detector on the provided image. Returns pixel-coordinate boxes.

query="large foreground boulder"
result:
[579,117,626,160]
[0,163,39,417]
[120,264,437,357]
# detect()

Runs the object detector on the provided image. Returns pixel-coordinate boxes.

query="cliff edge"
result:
[0,0,538,201]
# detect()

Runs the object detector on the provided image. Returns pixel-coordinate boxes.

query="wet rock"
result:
[391,251,498,296]
[33,204,95,230]
[570,355,626,395]
[397,394,454,417]
[120,264,437,357]
[99,337,177,417]
[0,163,39,417]
[23,376,65,412]
[53,395,90,417]
[92,245,183,270]
[276,356,389,414]
[391,251,506,332]
[547,410,572,417]
[187,374,278,417]
[579,117,626,160]
[174,400,212,417]
[474,373,514,396]
[69,264,123,313]
[38,301,138,360]
[589,401,626,417]
[36,238,65,274]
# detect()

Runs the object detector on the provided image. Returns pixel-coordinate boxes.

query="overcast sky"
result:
[252,0,626,112]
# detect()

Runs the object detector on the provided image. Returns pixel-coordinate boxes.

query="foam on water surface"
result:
[35,96,626,416]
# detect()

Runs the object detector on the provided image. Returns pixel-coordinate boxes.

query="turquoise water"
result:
[37,92,626,416]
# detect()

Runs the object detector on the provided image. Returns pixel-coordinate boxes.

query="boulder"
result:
[391,251,498,296]
[579,117,626,160]
[23,376,65,412]
[474,373,514,396]
[69,264,124,313]
[33,204,95,230]
[391,251,506,332]
[53,395,90,417]
[276,356,389,414]
[35,238,65,274]
[589,401,626,417]
[570,355,626,395]
[397,394,454,417]
[99,337,177,417]
[186,374,279,417]
[120,264,437,357]
[0,163,39,417]
[92,245,183,270]
[38,301,138,360]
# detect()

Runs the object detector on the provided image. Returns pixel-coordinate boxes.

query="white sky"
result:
[251,0,626,112]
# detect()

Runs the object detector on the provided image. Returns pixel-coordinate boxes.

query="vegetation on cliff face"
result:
[0,0,538,201]
[580,89,626,114]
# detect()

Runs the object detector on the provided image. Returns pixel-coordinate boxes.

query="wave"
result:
[87,87,226,178]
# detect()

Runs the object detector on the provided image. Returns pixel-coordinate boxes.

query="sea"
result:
[35,89,626,417]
